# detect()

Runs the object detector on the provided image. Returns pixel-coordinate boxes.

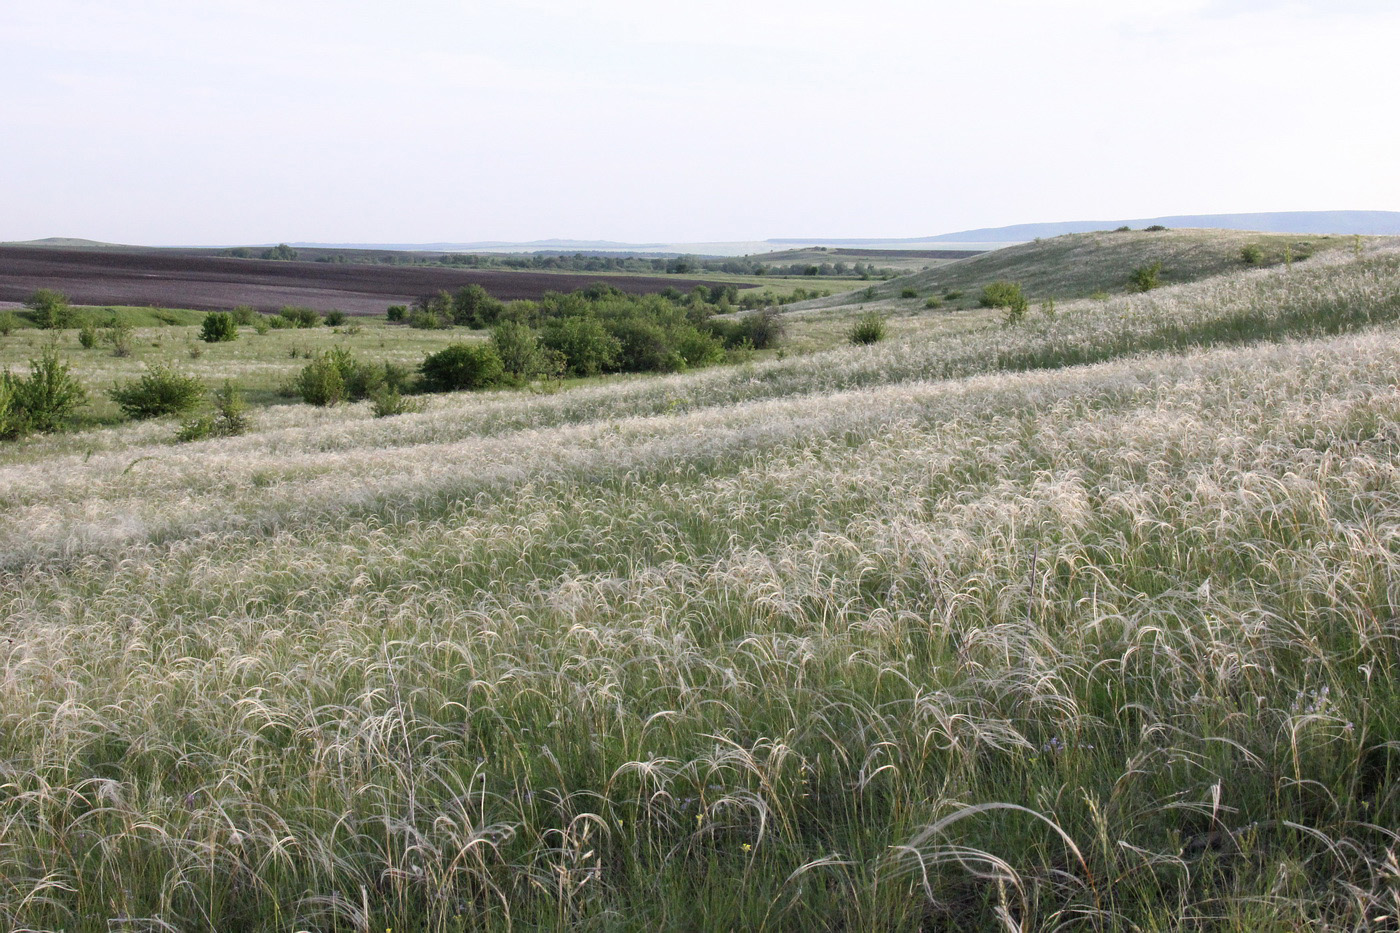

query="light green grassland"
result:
[3,236,1400,930]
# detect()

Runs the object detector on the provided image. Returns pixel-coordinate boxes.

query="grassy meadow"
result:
[3,236,1400,930]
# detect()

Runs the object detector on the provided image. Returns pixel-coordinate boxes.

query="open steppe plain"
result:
[4,234,1400,930]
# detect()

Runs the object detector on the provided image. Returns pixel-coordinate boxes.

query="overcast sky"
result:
[2,0,1397,245]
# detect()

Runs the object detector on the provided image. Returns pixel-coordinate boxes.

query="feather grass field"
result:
[3,242,1400,930]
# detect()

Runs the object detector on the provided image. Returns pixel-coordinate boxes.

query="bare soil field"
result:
[0,246,721,314]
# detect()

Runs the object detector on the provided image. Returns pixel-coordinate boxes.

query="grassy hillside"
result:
[828,228,1360,308]
[3,246,1400,930]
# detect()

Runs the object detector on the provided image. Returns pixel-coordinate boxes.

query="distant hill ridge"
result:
[775,211,1400,246]
[8,211,1398,256]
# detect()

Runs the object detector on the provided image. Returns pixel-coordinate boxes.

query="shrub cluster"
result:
[276,306,323,328]
[295,347,411,406]
[410,283,778,391]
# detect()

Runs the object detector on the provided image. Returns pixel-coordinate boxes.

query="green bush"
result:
[295,352,347,406]
[78,322,98,349]
[491,320,544,381]
[924,297,943,309]
[980,281,1027,310]
[541,317,621,377]
[176,382,250,441]
[386,305,407,322]
[262,243,298,261]
[741,308,785,350]
[1128,262,1163,292]
[944,290,964,301]
[900,287,919,299]
[278,306,322,328]
[1240,245,1264,265]
[1144,224,1169,232]
[230,305,258,326]
[370,388,425,418]
[103,317,135,357]
[2,348,87,436]
[420,343,505,392]
[25,289,74,329]
[324,310,347,326]
[200,312,239,343]
[407,309,446,330]
[452,285,505,328]
[848,312,887,345]
[0,310,18,335]
[252,317,271,335]
[109,363,205,419]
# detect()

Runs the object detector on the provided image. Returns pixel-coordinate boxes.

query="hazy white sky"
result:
[3,0,1397,244]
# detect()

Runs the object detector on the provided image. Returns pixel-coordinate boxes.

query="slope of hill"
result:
[833,227,1362,305]
[3,244,1400,929]
[924,209,1400,242]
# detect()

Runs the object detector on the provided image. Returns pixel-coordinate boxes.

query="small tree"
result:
[25,289,74,329]
[262,243,298,261]
[0,310,17,336]
[1240,245,1264,265]
[200,311,239,342]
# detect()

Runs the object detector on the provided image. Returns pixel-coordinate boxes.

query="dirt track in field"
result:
[0,247,722,314]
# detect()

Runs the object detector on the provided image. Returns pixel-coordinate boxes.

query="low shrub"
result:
[370,388,425,418]
[230,305,258,325]
[25,289,75,329]
[295,352,347,406]
[324,310,347,326]
[420,342,505,392]
[924,297,943,309]
[944,290,964,301]
[278,306,322,328]
[1128,262,1164,292]
[200,311,238,342]
[1144,224,1169,232]
[78,322,98,349]
[1240,244,1264,265]
[0,310,18,335]
[109,363,205,419]
[900,287,919,299]
[176,382,250,441]
[979,281,1027,310]
[386,305,407,322]
[848,312,887,345]
[2,348,87,436]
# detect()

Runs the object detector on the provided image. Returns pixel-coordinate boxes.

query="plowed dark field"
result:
[0,247,723,314]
